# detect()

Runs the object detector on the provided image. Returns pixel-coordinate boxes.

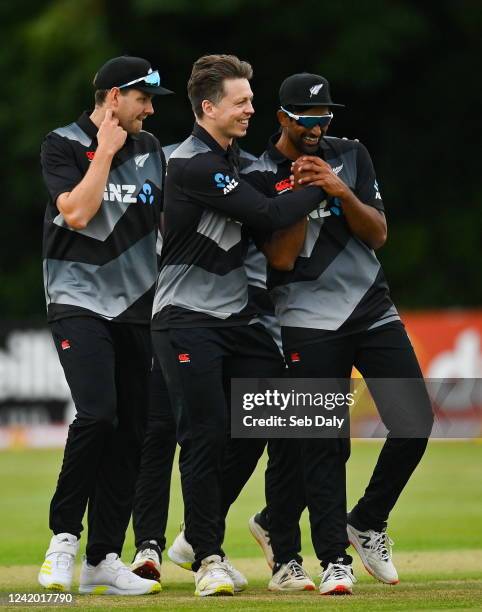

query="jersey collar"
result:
[192,123,235,160]
[76,111,140,142]
[77,111,99,140]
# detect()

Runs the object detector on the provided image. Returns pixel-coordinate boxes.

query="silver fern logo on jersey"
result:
[134,153,150,168]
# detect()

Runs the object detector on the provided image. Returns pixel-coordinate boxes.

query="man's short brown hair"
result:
[187,54,253,118]
[94,88,130,107]
[94,89,108,106]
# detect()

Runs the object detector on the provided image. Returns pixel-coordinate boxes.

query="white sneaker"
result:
[347,523,399,584]
[319,561,356,595]
[268,560,315,591]
[248,513,274,569]
[168,529,246,591]
[194,555,234,597]
[131,540,162,583]
[223,558,248,592]
[79,553,161,595]
[167,530,194,570]
[38,533,79,592]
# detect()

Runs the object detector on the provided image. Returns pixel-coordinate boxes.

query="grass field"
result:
[0,441,481,610]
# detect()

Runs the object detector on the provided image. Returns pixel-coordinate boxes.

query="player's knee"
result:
[408,399,434,438]
[421,407,434,437]
[195,427,226,454]
[71,412,117,431]
[145,418,176,436]
[70,390,118,428]
[84,403,118,428]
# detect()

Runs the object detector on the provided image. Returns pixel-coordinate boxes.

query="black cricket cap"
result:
[93,56,174,96]
[279,73,344,108]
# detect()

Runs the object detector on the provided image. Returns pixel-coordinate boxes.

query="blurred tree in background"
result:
[1,0,481,319]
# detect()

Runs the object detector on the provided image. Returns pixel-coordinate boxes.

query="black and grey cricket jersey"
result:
[160,141,281,348]
[151,124,325,330]
[242,134,400,347]
[41,112,164,324]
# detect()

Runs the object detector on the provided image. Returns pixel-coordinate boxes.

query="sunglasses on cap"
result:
[119,70,160,89]
[281,106,333,129]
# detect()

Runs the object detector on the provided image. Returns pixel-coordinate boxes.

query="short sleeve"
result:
[40,133,83,207]
[355,141,384,212]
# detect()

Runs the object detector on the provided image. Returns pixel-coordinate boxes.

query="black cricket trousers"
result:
[131,356,293,555]
[265,321,434,566]
[153,323,284,571]
[132,356,177,550]
[49,317,151,565]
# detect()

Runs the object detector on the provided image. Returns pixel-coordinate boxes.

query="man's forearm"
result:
[339,189,387,250]
[293,155,387,250]
[57,148,114,230]
[262,217,308,271]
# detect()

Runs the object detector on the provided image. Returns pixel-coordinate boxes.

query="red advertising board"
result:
[350,311,482,438]
[402,310,482,378]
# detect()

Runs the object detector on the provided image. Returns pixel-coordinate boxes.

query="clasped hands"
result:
[291,156,349,199]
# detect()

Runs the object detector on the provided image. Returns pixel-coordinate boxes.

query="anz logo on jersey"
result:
[103,183,137,203]
[214,172,239,195]
[308,197,343,220]
[103,183,155,205]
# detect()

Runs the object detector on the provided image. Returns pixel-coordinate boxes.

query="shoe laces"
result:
[222,558,236,573]
[323,563,357,583]
[286,560,306,580]
[104,554,131,576]
[204,562,228,580]
[138,548,159,561]
[370,530,394,561]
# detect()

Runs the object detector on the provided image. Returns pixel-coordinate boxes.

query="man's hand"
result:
[289,173,300,191]
[56,109,126,230]
[96,109,127,156]
[293,156,350,199]
[292,156,387,249]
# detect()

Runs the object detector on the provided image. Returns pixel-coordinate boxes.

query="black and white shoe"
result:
[131,540,162,583]
[268,559,315,591]
[319,560,356,595]
[347,523,399,584]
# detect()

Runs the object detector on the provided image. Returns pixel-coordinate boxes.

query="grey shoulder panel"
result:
[241,152,277,175]
[162,143,182,161]
[53,123,92,148]
[169,136,211,160]
[239,148,258,161]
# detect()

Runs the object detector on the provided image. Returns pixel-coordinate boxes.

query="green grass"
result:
[0,441,481,610]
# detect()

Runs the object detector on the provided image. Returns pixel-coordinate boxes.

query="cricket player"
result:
[38,55,173,595]
[130,141,291,589]
[130,145,264,588]
[243,72,434,594]
[150,54,331,597]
